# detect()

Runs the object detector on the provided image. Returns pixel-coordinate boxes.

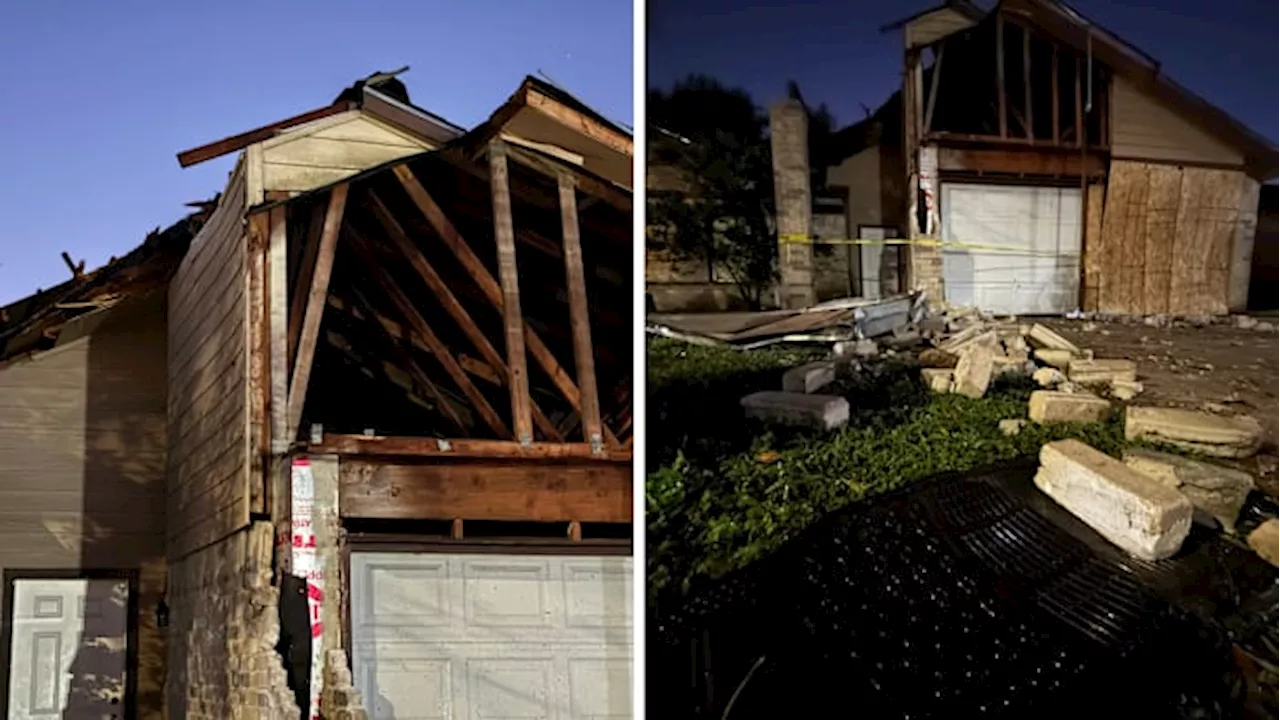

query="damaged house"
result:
[820,0,1277,316]
[0,70,633,719]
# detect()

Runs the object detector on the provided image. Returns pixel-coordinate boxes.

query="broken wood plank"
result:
[348,236,511,438]
[558,174,604,450]
[996,14,1008,138]
[392,162,615,444]
[285,184,348,442]
[312,433,631,461]
[490,140,535,445]
[355,198,563,441]
[339,458,632,523]
[451,518,464,540]
[568,521,583,542]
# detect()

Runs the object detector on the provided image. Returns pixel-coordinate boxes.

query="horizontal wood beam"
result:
[314,434,630,462]
[338,458,632,523]
[937,147,1107,177]
[523,87,633,157]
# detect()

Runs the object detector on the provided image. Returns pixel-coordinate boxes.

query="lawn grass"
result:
[646,337,1133,602]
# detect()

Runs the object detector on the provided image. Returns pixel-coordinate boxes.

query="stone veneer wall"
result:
[166,522,299,720]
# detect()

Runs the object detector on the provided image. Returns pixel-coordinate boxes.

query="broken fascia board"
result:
[645,323,728,348]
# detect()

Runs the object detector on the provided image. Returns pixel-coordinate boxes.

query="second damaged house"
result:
[166,70,634,719]
[819,0,1278,317]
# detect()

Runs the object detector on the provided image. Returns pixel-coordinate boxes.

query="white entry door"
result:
[940,183,1083,315]
[6,578,130,720]
[351,552,633,719]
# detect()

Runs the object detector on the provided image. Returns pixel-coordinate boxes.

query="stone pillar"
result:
[770,99,816,309]
[910,145,946,305]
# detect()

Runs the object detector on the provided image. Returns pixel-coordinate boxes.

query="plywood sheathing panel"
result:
[1142,165,1181,315]
[1081,183,1106,311]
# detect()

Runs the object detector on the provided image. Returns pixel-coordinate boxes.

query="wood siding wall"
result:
[905,8,977,48]
[1110,77,1244,168]
[251,111,434,204]
[0,292,169,717]
[1085,160,1257,315]
[167,160,251,559]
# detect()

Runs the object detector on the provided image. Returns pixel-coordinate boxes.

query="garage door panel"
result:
[941,183,1083,315]
[352,552,632,719]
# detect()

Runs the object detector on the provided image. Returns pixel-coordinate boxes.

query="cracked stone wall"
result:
[166,521,299,720]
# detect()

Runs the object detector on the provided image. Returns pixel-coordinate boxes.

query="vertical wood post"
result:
[1074,56,1084,148]
[996,14,1008,138]
[488,140,534,445]
[557,173,604,452]
[1051,45,1060,144]
[923,43,945,136]
[267,207,289,454]
[1022,26,1033,141]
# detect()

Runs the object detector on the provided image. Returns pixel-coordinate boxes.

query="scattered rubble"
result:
[741,391,849,431]
[1033,367,1065,388]
[921,368,954,393]
[1125,407,1264,459]
[918,348,958,368]
[782,361,836,394]
[1028,391,1110,424]
[952,344,996,399]
[1123,449,1254,533]
[1034,439,1193,561]
[1110,380,1144,401]
[1247,518,1279,567]
[998,419,1026,436]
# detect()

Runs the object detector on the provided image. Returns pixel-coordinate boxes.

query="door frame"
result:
[0,568,141,719]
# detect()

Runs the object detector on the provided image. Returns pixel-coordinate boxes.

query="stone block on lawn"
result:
[1122,448,1254,532]
[998,418,1026,436]
[741,391,849,431]
[1124,407,1263,458]
[1247,519,1279,567]
[1026,323,1081,354]
[1111,380,1144,401]
[1067,359,1137,385]
[921,368,953,393]
[782,361,836,394]
[1034,439,1193,561]
[1033,348,1074,369]
[952,344,996,398]
[1028,391,1110,424]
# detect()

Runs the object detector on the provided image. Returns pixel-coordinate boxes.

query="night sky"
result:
[648,0,1278,144]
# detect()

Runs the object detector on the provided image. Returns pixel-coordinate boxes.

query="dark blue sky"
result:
[0,0,633,305]
[649,0,1277,142]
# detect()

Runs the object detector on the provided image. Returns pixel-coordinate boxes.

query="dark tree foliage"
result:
[648,75,778,309]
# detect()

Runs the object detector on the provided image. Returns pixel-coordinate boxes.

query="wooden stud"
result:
[267,207,289,454]
[1023,25,1033,141]
[1074,56,1084,149]
[285,184,349,443]
[287,202,328,370]
[1051,45,1060,145]
[996,14,1008,138]
[923,43,945,136]
[557,174,604,451]
[451,518,464,540]
[568,521,583,543]
[391,164,610,443]
[355,197,564,442]
[348,237,512,438]
[489,141,535,445]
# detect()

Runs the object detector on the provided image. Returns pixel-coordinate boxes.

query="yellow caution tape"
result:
[778,233,1076,258]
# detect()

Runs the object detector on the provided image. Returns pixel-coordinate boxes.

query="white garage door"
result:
[940,183,1082,315]
[351,552,632,720]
